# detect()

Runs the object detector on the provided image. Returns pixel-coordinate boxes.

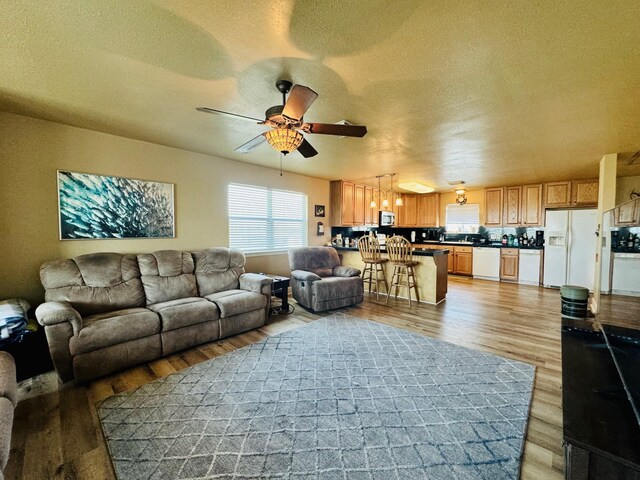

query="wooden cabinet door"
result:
[446,248,454,273]
[616,199,638,225]
[417,194,439,226]
[521,184,543,226]
[572,179,599,206]
[500,250,519,281]
[364,186,376,225]
[341,181,355,226]
[544,181,572,208]
[503,186,522,226]
[353,183,365,225]
[401,195,418,226]
[454,251,473,275]
[484,188,503,226]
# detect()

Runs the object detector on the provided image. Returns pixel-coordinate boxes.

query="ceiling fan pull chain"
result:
[280,152,283,177]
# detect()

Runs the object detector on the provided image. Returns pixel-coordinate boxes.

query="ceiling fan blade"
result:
[235,133,267,153]
[297,138,318,158]
[196,107,262,123]
[303,123,367,137]
[282,85,318,121]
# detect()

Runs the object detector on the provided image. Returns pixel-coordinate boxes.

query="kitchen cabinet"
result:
[571,179,599,206]
[614,198,639,226]
[399,194,418,227]
[544,181,572,208]
[453,246,473,276]
[354,183,365,225]
[484,187,504,226]
[364,186,375,225]
[330,180,378,226]
[500,248,519,282]
[503,186,522,226]
[521,184,543,226]
[417,194,439,226]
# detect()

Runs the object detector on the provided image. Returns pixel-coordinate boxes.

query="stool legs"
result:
[386,264,419,306]
[362,262,389,300]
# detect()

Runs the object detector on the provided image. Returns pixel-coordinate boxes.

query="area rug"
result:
[98,314,535,480]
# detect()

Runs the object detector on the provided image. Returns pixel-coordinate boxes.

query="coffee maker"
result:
[535,230,544,246]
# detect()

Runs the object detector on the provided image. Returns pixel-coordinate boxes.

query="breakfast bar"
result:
[335,246,449,304]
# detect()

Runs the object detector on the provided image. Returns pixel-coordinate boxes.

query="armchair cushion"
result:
[205,290,267,318]
[149,297,219,331]
[69,307,160,355]
[313,277,364,303]
[333,266,361,277]
[291,270,322,282]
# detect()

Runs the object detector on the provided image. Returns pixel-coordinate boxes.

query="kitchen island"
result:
[335,246,449,304]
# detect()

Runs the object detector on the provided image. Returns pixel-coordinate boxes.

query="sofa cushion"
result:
[69,307,160,355]
[312,277,364,303]
[149,297,219,331]
[193,248,245,296]
[205,290,267,318]
[138,251,197,305]
[40,253,145,316]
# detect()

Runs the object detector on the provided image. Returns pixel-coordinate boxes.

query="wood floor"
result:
[7,277,566,479]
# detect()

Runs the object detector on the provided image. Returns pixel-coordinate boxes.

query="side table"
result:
[261,274,291,314]
[0,319,53,381]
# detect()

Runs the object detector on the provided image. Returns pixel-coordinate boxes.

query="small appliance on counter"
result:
[535,230,544,246]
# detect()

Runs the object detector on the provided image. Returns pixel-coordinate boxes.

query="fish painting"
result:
[58,171,174,239]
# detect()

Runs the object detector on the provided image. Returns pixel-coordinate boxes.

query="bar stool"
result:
[357,235,389,300]
[385,235,420,306]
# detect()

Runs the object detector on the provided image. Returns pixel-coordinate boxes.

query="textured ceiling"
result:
[2,0,640,191]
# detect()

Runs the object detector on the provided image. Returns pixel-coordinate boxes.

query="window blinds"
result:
[228,183,308,254]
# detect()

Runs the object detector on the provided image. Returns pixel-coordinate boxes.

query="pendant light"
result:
[370,177,381,209]
[391,173,403,207]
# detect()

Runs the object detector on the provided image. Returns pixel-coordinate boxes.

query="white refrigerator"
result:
[543,209,598,290]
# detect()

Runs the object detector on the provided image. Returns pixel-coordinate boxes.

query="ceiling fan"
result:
[196,80,367,158]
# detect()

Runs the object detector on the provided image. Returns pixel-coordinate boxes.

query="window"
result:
[228,183,308,254]
[445,203,480,233]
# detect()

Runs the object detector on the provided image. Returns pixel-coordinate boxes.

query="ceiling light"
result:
[454,181,467,205]
[398,182,435,194]
[264,128,303,155]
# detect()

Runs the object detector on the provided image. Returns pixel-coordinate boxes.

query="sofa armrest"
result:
[0,352,17,407]
[35,301,83,335]
[239,273,274,296]
[333,266,361,277]
[291,270,322,282]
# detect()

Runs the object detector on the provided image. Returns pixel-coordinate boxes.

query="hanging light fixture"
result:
[455,182,467,205]
[391,173,403,207]
[370,176,381,209]
[264,127,304,155]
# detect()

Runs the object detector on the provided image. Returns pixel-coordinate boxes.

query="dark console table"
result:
[562,319,640,479]
[262,274,290,314]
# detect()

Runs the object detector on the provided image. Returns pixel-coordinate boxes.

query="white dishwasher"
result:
[519,249,542,285]
[472,247,500,281]
[612,253,640,296]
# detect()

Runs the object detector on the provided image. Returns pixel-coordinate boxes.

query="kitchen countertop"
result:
[334,246,449,256]
[412,241,544,250]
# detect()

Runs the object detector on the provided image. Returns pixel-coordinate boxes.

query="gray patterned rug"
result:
[98,314,535,480]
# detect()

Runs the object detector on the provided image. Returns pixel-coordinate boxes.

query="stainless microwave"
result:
[379,210,395,226]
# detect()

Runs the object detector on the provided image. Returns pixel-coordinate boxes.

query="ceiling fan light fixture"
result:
[264,127,303,155]
[398,182,435,194]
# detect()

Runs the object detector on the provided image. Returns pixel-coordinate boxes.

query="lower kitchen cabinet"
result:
[500,248,519,281]
[453,246,473,276]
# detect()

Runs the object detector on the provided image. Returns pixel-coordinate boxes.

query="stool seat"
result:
[385,236,420,306]
[357,236,389,300]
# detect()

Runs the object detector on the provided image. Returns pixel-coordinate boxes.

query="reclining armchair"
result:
[288,247,363,312]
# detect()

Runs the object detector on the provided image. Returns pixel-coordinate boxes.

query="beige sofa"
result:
[35,248,272,383]
[0,352,17,480]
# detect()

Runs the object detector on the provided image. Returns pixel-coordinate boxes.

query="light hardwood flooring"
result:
[8,277,566,479]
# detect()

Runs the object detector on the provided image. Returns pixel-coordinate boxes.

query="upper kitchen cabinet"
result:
[417,194,440,227]
[364,186,375,225]
[353,183,365,225]
[503,186,522,226]
[521,184,543,226]
[544,181,572,208]
[614,198,639,226]
[571,179,599,206]
[484,187,504,226]
[399,194,418,227]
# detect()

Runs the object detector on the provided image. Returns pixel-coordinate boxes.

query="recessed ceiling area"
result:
[1,1,640,191]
